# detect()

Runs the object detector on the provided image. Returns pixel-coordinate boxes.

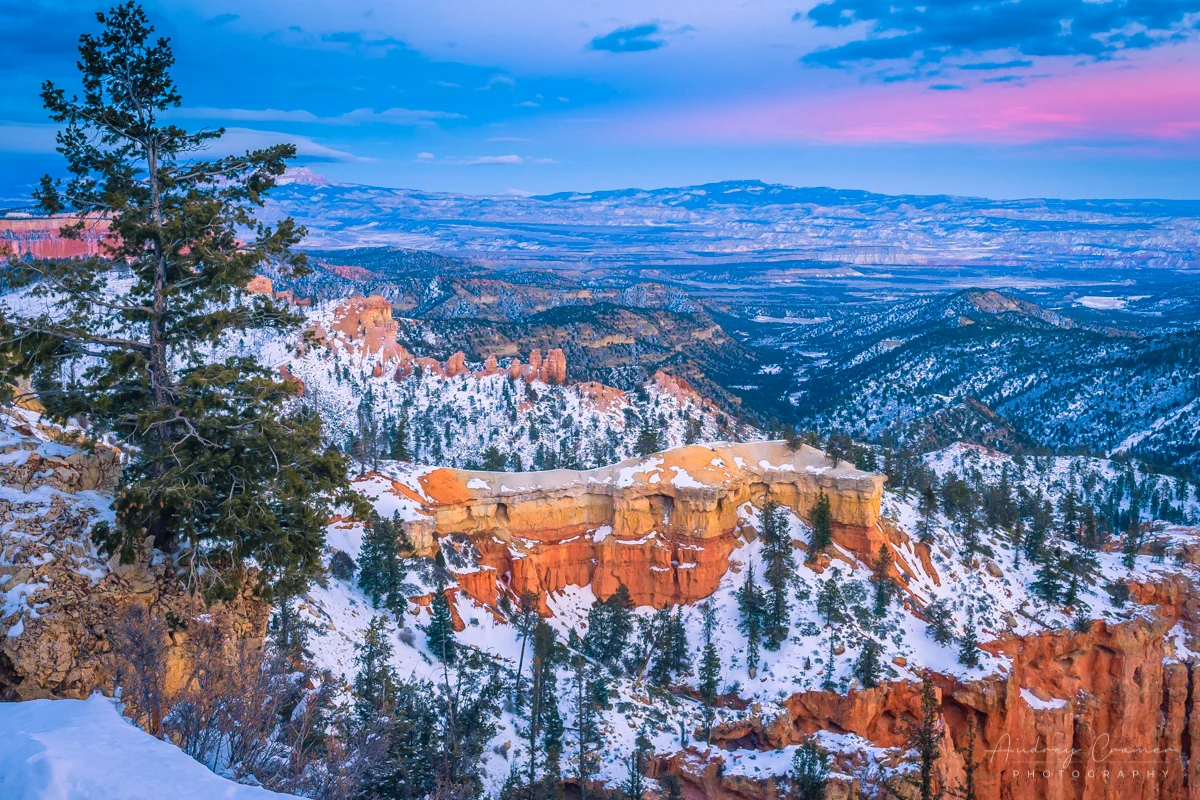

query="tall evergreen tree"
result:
[569,641,607,800]
[736,563,766,676]
[897,675,945,800]
[510,591,541,709]
[354,615,398,727]
[622,726,652,800]
[760,501,795,649]
[1,1,353,600]
[358,511,409,621]
[870,544,896,617]
[698,602,722,741]
[917,486,938,544]
[816,570,848,627]
[821,634,838,691]
[808,491,833,561]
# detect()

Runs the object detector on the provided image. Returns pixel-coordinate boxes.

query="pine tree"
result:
[635,417,661,456]
[896,675,945,800]
[481,445,506,471]
[957,607,980,669]
[358,512,409,621]
[3,2,352,601]
[511,591,541,708]
[354,615,398,726]
[389,404,411,461]
[1031,547,1065,605]
[790,739,830,800]
[622,726,652,800]
[816,571,847,627]
[659,774,684,800]
[737,563,765,676]
[870,544,895,617]
[1122,515,1143,570]
[854,637,883,689]
[569,643,606,800]
[698,602,722,741]
[821,634,838,691]
[924,599,955,646]
[760,501,795,649]
[960,512,980,562]
[583,584,634,673]
[808,491,833,561]
[917,486,938,544]
[953,719,980,800]
[426,589,457,664]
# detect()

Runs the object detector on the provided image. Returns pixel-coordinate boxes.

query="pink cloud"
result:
[624,56,1200,148]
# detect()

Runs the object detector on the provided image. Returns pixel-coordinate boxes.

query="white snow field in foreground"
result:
[0,695,295,800]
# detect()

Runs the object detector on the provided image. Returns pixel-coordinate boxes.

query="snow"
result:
[0,695,295,799]
[1020,688,1068,710]
[1075,296,1127,310]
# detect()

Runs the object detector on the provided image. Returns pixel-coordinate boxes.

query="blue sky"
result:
[1,0,1199,200]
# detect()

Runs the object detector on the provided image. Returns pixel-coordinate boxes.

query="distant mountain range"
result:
[259,174,1200,283]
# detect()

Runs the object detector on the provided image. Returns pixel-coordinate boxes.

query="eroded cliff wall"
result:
[406,441,885,609]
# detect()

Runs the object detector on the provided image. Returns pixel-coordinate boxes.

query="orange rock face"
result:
[408,442,884,611]
[246,275,273,295]
[699,610,1200,800]
[0,216,112,259]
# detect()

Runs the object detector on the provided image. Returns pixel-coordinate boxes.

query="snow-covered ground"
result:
[0,695,294,800]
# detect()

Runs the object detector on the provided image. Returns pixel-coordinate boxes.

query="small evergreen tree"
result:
[854,637,883,689]
[870,544,895,617]
[816,571,847,627]
[1031,547,1064,605]
[917,486,938,544]
[808,491,833,561]
[426,589,457,664]
[790,738,830,800]
[821,634,838,691]
[924,599,955,646]
[354,615,398,726]
[957,607,980,669]
[583,584,635,673]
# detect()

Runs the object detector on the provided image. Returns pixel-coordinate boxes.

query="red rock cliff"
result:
[406,442,884,610]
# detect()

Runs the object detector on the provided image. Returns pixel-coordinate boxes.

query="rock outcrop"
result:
[407,442,884,610]
[0,410,269,702]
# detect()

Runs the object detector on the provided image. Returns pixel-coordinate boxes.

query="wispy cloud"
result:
[589,23,666,54]
[216,128,373,162]
[801,0,1200,67]
[427,154,557,166]
[171,107,465,126]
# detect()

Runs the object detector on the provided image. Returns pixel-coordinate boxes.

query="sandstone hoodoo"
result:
[407,441,884,609]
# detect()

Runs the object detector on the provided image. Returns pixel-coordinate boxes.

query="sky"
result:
[1,0,1199,201]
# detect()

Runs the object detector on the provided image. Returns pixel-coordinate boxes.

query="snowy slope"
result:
[0,695,295,800]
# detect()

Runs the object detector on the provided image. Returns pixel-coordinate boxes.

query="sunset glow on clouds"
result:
[627,55,1200,147]
[0,0,1198,198]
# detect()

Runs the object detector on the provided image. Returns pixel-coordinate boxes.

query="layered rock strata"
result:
[406,442,884,610]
